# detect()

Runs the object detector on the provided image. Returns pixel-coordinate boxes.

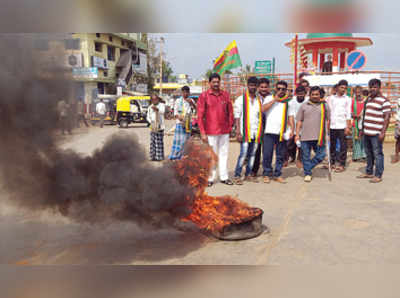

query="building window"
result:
[96,33,101,38]
[103,70,108,77]
[97,82,105,94]
[33,39,49,51]
[109,36,113,42]
[95,42,102,52]
[107,45,115,61]
[121,40,125,46]
[65,38,80,50]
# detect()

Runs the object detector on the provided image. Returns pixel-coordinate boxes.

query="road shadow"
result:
[0,214,211,265]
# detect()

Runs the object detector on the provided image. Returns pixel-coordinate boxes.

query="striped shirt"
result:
[362,96,391,136]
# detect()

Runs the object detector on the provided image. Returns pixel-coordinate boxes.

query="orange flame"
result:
[172,140,262,232]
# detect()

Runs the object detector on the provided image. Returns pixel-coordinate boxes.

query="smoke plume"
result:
[0,34,196,230]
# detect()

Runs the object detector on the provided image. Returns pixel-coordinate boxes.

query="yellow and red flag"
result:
[213,40,242,75]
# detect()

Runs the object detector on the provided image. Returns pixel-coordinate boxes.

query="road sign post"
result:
[254,60,272,75]
[346,50,367,71]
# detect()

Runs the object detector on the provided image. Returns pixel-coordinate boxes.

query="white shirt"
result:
[96,102,106,115]
[263,95,295,140]
[174,97,194,124]
[326,94,352,129]
[234,94,262,139]
[146,103,166,130]
[290,96,308,131]
[396,98,400,122]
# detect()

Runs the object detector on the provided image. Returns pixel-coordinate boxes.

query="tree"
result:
[205,69,213,79]
[162,60,174,82]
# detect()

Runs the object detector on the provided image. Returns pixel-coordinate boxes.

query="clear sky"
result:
[151,33,400,80]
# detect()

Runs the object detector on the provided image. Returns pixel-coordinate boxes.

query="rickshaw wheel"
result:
[119,119,129,128]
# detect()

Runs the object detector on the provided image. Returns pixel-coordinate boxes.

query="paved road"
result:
[1,121,399,265]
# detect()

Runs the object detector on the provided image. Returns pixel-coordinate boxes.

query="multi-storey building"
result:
[34,33,148,112]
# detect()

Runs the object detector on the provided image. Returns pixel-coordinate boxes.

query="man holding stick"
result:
[295,86,330,182]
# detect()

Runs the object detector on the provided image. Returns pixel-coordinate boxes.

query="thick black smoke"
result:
[0,34,194,229]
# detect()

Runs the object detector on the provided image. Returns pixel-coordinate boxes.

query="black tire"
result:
[119,119,129,128]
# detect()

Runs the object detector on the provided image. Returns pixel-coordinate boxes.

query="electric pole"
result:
[159,37,164,97]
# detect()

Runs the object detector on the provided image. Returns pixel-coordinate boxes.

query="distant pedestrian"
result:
[295,86,330,182]
[147,94,166,161]
[168,86,195,160]
[351,86,366,162]
[57,99,72,135]
[357,78,391,183]
[96,99,107,128]
[77,100,90,128]
[197,73,234,187]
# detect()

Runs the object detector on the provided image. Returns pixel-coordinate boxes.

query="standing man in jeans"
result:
[296,86,330,182]
[251,77,270,179]
[326,79,352,173]
[232,76,263,185]
[197,73,234,187]
[261,80,295,184]
[357,78,391,183]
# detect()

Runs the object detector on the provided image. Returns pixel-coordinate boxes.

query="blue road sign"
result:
[346,50,366,70]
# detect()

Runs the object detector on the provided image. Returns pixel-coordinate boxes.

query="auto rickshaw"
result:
[116,96,150,128]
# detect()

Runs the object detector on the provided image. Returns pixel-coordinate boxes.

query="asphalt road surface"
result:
[1,121,400,265]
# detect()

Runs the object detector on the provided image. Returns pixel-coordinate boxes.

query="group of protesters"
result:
[147,72,399,185]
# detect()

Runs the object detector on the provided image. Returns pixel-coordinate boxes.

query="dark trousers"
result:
[251,114,265,176]
[330,129,347,167]
[78,114,89,127]
[364,135,384,178]
[60,116,71,134]
[252,141,263,176]
[262,133,287,178]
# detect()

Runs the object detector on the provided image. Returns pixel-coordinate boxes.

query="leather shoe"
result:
[220,179,234,185]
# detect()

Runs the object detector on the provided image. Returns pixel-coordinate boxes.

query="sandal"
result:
[263,176,271,184]
[335,166,345,173]
[356,174,374,179]
[369,177,382,183]
[233,177,243,185]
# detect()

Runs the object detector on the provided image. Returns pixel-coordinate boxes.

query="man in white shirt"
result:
[326,79,352,172]
[95,98,107,128]
[286,85,308,167]
[147,94,166,161]
[392,97,400,163]
[251,78,270,178]
[261,80,295,184]
[168,86,196,160]
[233,77,263,185]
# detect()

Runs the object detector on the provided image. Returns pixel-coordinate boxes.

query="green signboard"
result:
[254,60,272,74]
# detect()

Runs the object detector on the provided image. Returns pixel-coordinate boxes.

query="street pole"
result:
[294,34,298,88]
[159,37,164,97]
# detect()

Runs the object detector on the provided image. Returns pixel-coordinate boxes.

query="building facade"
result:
[34,33,148,112]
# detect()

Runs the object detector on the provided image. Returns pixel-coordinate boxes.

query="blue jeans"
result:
[364,135,384,178]
[301,140,326,176]
[262,134,287,177]
[234,141,259,177]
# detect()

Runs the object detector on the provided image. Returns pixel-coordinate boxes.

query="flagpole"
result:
[294,34,298,88]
